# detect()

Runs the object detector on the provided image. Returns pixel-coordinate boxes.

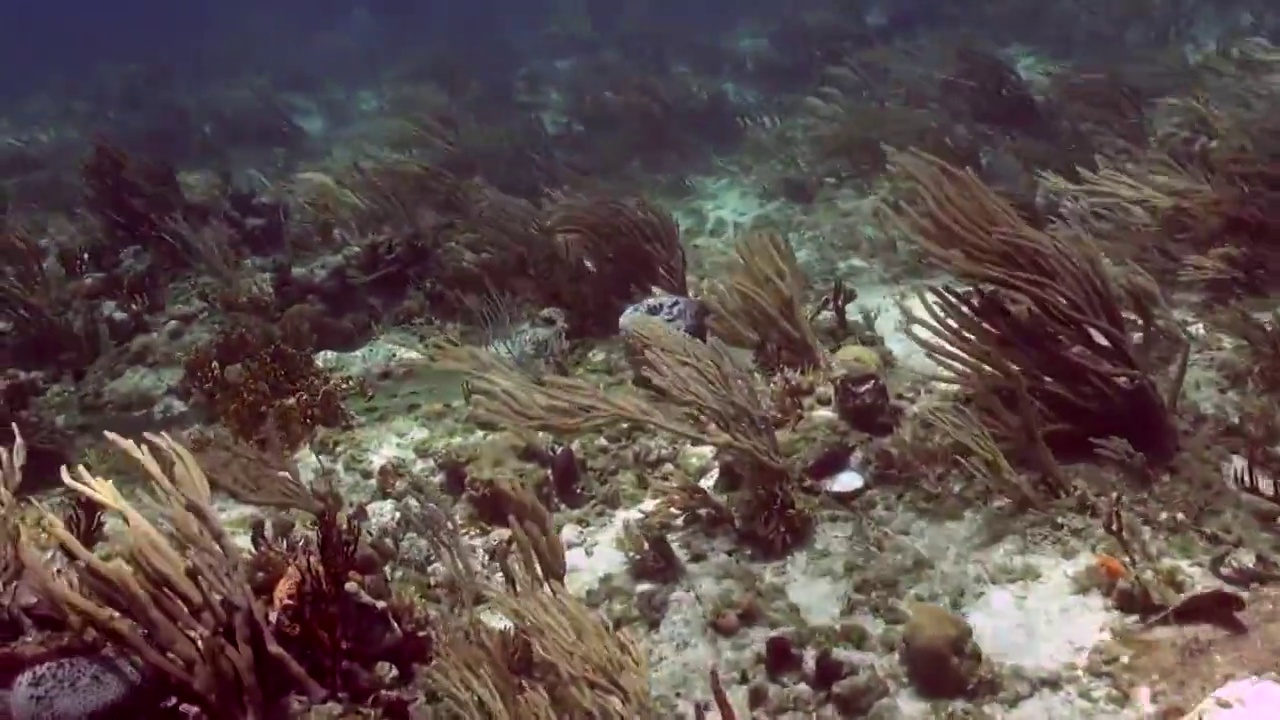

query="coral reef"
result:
[5,5,1280,719]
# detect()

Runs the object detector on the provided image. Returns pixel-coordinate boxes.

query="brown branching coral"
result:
[285,170,370,228]
[919,403,1045,507]
[1208,308,1280,397]
[1040,155,1217,240]
[245,496,432,700]
[182,323,359,450]
[940,47,1049,139]
[561,66,743,177]
[425,497,652,718]
[1043,146,1280,298]
[1038,152,1229,280]
[797,49,984,179]
[427,112,573,202]
[465,476,567,585]
[705,232,826,373]
[1048,70,1149,149]
[283,161,691,342]
[81,139,273,281]
[889,150,1184,473]
[549,196,687,294]
[799,43,1107,189]
[309,160,566,325]
[18,431,325,717]
[435,321,811,557]
[263,491,428,699]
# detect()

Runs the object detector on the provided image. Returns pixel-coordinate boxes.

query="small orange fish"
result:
[1095,553,1129,583]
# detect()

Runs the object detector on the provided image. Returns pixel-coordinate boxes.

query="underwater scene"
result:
[4,0,1280,717]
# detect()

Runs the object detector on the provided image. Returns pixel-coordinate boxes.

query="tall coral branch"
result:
[888,149,1182,468]
[705,232,826,372]
[439,323,784,472]
[0,423,25,585]
[426,507,653,718]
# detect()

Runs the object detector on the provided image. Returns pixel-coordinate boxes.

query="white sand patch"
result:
[776,521,859,625]
[677,174,782,241]
[844,280,950,374]
[561,500,660,596]
[966,556,1111,671]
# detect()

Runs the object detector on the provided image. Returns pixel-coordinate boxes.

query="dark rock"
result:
[763,634,804,679]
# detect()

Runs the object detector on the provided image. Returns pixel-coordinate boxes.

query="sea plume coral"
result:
[0,230,103,374]
[888,150,1186,480]
[424,495,652,718]
[1038,38,1280,299]
[704,232,826,373]
[435,320,811,557]
[544,195,688,337]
